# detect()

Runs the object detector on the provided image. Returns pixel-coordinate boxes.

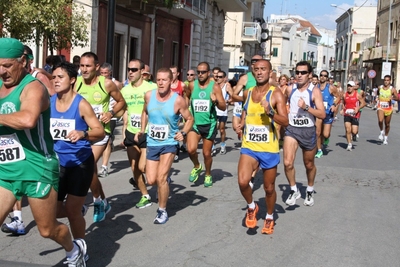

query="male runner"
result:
[215,70,232,155]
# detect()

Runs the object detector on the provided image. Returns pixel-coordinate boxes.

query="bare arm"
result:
[105,79,126,121]
[36,72,56,96]
[270,89,289,127]
[211,83,227,111]
[232,75,248,102]
[306,88,326,120]
[68,98,105,142]
[174,96,194,141]
[392,87,398,101]
[0,81,48,129]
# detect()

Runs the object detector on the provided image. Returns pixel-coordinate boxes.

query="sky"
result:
[263,0,378,30]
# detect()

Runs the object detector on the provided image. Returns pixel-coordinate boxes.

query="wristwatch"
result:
[303,105,309,111]
[83,130,88,139]
[268,109,275,118]
[110,110,115,117]
[181,131,187,138]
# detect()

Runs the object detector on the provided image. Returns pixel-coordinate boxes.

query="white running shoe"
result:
[383,139,388,145]
[285,190,301,206]
[304,191,315,206]
[63,238,87,267]
[378,133,384,141]
[1,216,26,235]
[346,143,352,151]
[153,209,169,224]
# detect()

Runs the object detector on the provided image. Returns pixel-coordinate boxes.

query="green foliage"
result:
[0,0,90,52]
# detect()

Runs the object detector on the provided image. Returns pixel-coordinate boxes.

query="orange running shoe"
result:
[245,203,259,228]
[261,219,274,234]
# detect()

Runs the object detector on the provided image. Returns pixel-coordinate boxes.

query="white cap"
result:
[347,81,355,86]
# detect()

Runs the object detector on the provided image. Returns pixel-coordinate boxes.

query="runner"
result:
[121,59,156,208]
[315,70,339,158]
[215,70,232,155]
[0,37,86,267]
[75,52,126,222]
[136,67,193,224]
[283,61,326,207]
[185,62,226,187]
[376,75,398,145]
[340,81,366,151]
[236,59,288,234]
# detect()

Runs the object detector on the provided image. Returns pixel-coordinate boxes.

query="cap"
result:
[142,71,150,75]
[347,81,355,86]
[0,38,24,59]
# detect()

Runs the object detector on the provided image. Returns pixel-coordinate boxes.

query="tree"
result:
[0,0,90,54]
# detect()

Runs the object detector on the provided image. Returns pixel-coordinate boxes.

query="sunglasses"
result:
[320,74,328,78]
[295,70,309,75]
[251,59,260,64]
[216,76,224,79]
[127,67,139,72]
[187,73,195,76]
[197,70,208,75]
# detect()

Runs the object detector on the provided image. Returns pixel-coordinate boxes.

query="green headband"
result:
[0,38,24,59]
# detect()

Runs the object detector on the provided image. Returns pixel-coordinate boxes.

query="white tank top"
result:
[288,83,315,127]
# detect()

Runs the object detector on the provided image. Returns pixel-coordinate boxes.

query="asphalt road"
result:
[1,107,400,267]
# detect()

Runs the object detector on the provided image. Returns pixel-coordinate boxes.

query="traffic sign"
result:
[367,69,376,79]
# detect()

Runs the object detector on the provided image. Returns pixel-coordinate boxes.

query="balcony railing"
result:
[242,22,261,43]
[364,45,397,61]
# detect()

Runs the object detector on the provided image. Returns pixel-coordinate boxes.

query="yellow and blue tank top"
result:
[147,90,180,146]
[242,86,279,153]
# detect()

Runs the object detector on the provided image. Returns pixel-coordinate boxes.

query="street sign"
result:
[367,69,376,79]
[381,62,391,79]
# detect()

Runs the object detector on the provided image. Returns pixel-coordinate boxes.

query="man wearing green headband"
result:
[0,38,86,266]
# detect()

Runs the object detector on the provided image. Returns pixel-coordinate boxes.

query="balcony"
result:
[363,45,397,62]
[213,0,247,12]
[242,22,261,44]
[119,0,207,19]
[334,61,346,71]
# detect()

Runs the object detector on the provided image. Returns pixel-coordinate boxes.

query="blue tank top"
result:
[50,94,93,167]
[319,83,334,114]
[146,90,180,147]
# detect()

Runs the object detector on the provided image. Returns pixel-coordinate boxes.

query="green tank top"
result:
[357,88,363,112]
[76,76,111,133]
[0,75,58,182]
[121,80,155,134]
[245,72,256,90]
[190,80,217,125]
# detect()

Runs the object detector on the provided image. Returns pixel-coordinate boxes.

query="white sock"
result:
[66,242,79,260]
[143,194,150,200]
[306,186,314,192]
[248,201,255,209]
[13,210,22,221]
[381,130,385,135]
[290,185,298,192]
[158,207,166,212]
[265,213,273,220]
[93,196,102,203]
[384,136,388,140]
[102,165,107,169]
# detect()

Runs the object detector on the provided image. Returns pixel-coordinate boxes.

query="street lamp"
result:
[331,4,352,85]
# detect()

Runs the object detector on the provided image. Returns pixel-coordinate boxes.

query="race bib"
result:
[149,124,169,140]
[292,116,310,126]
[233,105,242,114]
[345,109,355,115]
[50,118,75,141]
[130,114,141,129]
[245,125,269,143]
[380,101,389,108]
[323,101,328,110]
[193,99,209,113]
[91,104,103,119]
[0,133,26,164]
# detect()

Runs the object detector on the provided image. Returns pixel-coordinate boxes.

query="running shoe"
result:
[189,164,203,183]
[180,144,187,152]
[220,145,226,155]
[323,138,330,146]
[104,200,111,215]
[204,175,213,187]
[153,209,169,224]
[346,143,352,151]
[315,150,323,158]
[136,195,152,209]
[1,216,26,235]
[378,132,384,141]
[174,155,179,162]
[212,145,216,156]
[63,238,87,267]
[285,190,301,206]
[245,203,259,228]
[383,139,388,145]
[93,201,105,222]
[304,191,315,206]
[129,177,138,189]
[261,219,274,234]
[352,134,357,142]
[98,166,108,178]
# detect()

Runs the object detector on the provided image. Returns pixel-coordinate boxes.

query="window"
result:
[323,55,326,64]
[356,43,361,51]
[183,45,189,75]
[290,52,293,61]
[172,42,179,66]
[113,34,122,79]
[273,47,278,57]
[130,37,138,61]
[155,38,165,72]
[303,52,306,61]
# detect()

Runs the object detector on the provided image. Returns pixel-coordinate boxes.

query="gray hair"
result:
[101,62,113,72]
